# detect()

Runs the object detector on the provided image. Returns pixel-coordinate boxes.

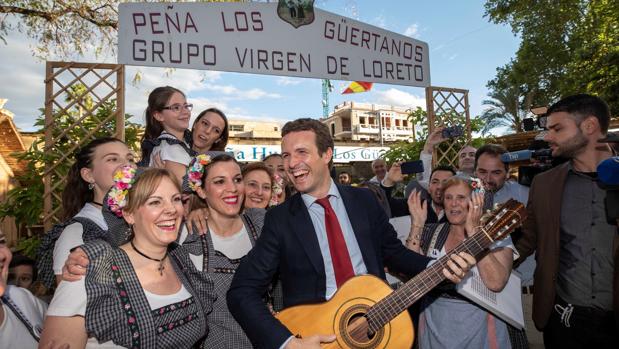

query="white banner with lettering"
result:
[225,144,388,163]
[118,2,430,87]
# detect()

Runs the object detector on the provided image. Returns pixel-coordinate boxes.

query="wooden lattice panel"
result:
[425,86,471,168]
[43,61,125,230]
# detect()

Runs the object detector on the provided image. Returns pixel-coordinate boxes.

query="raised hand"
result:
[384,161,404,187]
[423,127,448,153]
[407,189,427,227]
[465,192,484,236]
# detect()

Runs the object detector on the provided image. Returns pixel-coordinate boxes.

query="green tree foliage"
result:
[0,86,142,257]
[0,0,118,58]
[485,0,619,115]
[480,85,529,135]
[382,107,488,164]
[0,0,251,59]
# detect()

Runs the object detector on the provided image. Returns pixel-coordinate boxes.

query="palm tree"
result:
[480,87,530,135]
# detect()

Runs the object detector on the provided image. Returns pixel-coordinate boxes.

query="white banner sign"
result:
[225,144,388,163]
[118,2,430,87]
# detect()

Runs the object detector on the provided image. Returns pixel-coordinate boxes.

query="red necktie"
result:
[315,197,355,287]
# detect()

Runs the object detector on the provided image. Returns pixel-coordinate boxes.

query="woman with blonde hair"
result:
[41,168,214,348]
[407,175,515,349]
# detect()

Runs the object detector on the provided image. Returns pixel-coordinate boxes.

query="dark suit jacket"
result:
[516,162,619,330]
[227,185,432,348]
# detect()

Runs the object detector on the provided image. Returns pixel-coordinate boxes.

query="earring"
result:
[88,182,95,190]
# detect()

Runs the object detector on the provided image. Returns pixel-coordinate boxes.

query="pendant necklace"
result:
[130,240,168,276]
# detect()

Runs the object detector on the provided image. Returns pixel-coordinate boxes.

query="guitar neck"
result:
[366,228,496,332]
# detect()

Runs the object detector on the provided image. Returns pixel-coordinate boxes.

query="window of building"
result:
[274,126,278,131]
[403,120,408,127]
[359,116,366,124]
[369,117,375,125]
[230,124,244,132]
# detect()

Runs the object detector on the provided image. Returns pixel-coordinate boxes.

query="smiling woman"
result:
[179,154,269,348]
[242,162,274,210]
[39,168,214,348]
[139,86,196,185]
[407,176,516,349]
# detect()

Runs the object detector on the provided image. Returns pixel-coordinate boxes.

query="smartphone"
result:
[400,160,424,174]
[442,125,464,139]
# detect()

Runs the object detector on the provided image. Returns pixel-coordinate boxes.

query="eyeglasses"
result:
[162,103,193,113]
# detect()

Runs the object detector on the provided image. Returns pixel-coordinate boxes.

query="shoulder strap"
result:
[139,133,197,168]
[421,223,450,256]
[242,213,260,243]
[1,295,41,341]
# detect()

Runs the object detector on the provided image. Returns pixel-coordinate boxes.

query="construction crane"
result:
[321,0,356,119]
[321,79,333,118]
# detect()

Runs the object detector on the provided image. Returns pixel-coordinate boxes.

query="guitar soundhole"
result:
[339,304,384,348]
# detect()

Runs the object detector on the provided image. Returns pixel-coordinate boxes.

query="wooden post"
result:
[43,62,54,231]
[116,65,125,141]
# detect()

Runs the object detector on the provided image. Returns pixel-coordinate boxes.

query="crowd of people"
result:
[0,90,616,349]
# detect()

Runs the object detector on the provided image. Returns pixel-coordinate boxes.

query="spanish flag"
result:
[342,81,373,94]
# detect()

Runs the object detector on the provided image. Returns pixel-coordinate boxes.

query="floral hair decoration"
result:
[107,165,138,217]
[269,173,285,207]
[187,154,212,192]
[469,177,485,195]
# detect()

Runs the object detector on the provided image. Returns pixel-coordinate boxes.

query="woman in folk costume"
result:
[40,167,214,348]
[407,176,516,349]
[37,137,135,289]
[180,153,268,348]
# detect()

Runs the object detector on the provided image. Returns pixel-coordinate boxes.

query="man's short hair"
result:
[475,144,509,172]
[262,153,282,161]
[282,118,334,156]
[372,158,386,167]
[282,118,334,167]
[430,165,456,181]
[547,94,610,134]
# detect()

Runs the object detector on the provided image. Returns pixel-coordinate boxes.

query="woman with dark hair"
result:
[181,154,267,348]
[41,168,214,348]
[140,86,195,184]
[37,137,135,288]
[191,107,229,153]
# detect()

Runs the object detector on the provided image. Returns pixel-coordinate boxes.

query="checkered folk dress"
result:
[183,208,266,349]
[37,217,106,289]
[417,223,514,349]
[80,240,214,349]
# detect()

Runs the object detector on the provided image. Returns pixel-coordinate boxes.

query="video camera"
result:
[501,138,564,187]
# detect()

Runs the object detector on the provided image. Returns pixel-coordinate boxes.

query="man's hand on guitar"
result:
[442,252,476,284]
[285,334,336,349]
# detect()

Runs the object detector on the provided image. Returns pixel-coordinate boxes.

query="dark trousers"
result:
[543,298,617,349]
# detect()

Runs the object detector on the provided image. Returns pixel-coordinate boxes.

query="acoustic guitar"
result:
[276,199,526,349]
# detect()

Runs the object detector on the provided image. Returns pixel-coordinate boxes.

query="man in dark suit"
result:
[515,94,618,348]
[227,118,476,349]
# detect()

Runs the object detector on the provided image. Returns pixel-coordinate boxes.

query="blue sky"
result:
[0,1,520,133]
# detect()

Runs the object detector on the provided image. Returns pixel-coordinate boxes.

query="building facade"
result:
[321,101,416,142]
[228,119,282,138]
